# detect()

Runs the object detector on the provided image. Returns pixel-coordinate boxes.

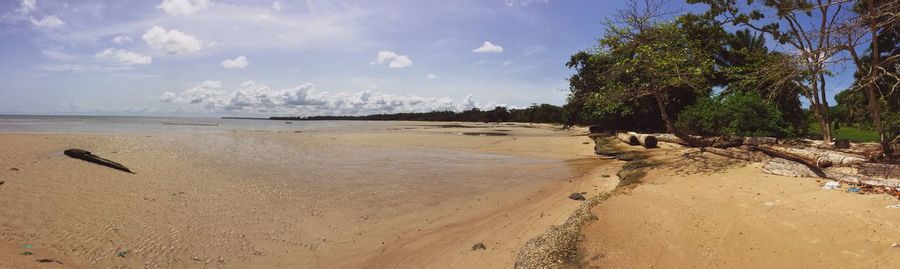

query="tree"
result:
[677,91,790,137]
[690,0,851,143]
[836,0,899,160]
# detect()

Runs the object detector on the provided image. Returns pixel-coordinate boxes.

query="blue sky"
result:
[0,0,857,116]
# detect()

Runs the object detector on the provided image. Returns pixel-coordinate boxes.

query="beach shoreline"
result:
[0,121,615,268]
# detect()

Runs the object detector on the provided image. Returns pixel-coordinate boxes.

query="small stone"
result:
[472,242,486,251]
[568,193,586,201]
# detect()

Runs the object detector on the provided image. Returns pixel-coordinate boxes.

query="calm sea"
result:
[0,115,371,134]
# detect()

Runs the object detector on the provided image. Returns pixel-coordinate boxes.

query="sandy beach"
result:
[576,139,900,268]
[0,120,613,268]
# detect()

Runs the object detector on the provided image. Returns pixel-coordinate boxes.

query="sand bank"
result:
[0,121,616,268]
[577,139,900,268]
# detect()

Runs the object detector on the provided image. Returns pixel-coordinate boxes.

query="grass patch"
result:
[808,122,880,142]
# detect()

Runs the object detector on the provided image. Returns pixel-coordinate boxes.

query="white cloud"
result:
[504,0,550,7]
[473,41,503,53]
[221,56,249,68]
[161,81,508,115]
[371,50,412,69]
[21,0,36,13]
[111,35,133,44]
[157,0,211,16]
[30,16,64,28]
[272,1,282,12]
[95,48,152,65]
[38,64,130,73]
[426,73,437,79]
[142,26,202,54]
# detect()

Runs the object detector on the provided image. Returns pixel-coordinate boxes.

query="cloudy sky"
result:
[0,0,855,117]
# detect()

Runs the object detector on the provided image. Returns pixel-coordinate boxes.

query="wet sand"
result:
[0,121,614,268]
[577,141,900,268]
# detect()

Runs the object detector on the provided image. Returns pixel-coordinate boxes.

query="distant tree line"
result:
[272,104,565,124]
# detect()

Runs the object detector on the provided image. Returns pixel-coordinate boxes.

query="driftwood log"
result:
[627,132,658,148]
[64,149,134,174]
[616,132,639,146]
[754,144,867,168]
[853,163,900,180]
[703,146,771,162]
[762,158,824,178]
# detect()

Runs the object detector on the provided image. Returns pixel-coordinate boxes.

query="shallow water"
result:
[0,115,372,134]
[0,117,584,268]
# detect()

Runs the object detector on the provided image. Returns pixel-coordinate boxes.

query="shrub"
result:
[676,91,789,137]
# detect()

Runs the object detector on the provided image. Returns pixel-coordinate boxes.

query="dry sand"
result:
[577,141,900,268]
[0,121,616,268]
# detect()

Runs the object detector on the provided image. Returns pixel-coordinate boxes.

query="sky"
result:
[0,0,857,117]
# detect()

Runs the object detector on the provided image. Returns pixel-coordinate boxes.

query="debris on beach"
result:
[63,149,134,174]
[568,193,586,201]
[9,167,18,171]
[822,181,841,190]
[472,242,487,251]
[116,251,128,257]
[0,181,5,186]
[887,204,900,209]
[847,187,861,193]
[35,258,63,264]
[21,252,32,255]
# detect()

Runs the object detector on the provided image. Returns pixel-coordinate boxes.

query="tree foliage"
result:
[676,91,790,137]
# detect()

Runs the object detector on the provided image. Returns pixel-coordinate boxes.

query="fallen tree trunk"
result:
[824,168,900,188]
[704,146,771,162]
[627,132,657,148]
[755,144,867,167]
[856,162,900,180]
[761,158,900,187]
[741,136,778,145]
[652,133,686,145]
[762,158,824,178]
[616,132,638,146]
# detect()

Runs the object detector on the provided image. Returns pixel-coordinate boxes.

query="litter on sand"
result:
[847,187,860,193]
[887,204,900,209]
[822,181,840,190]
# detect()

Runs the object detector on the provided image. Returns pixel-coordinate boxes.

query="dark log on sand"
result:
[616,132,639,146]
[627,132,657,148]
[64,149,134,174]
[755,144,867,168]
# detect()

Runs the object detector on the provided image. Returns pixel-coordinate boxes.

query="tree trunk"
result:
[653,91,674,133]
[808,74,832,143]
[865,0,894,161]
